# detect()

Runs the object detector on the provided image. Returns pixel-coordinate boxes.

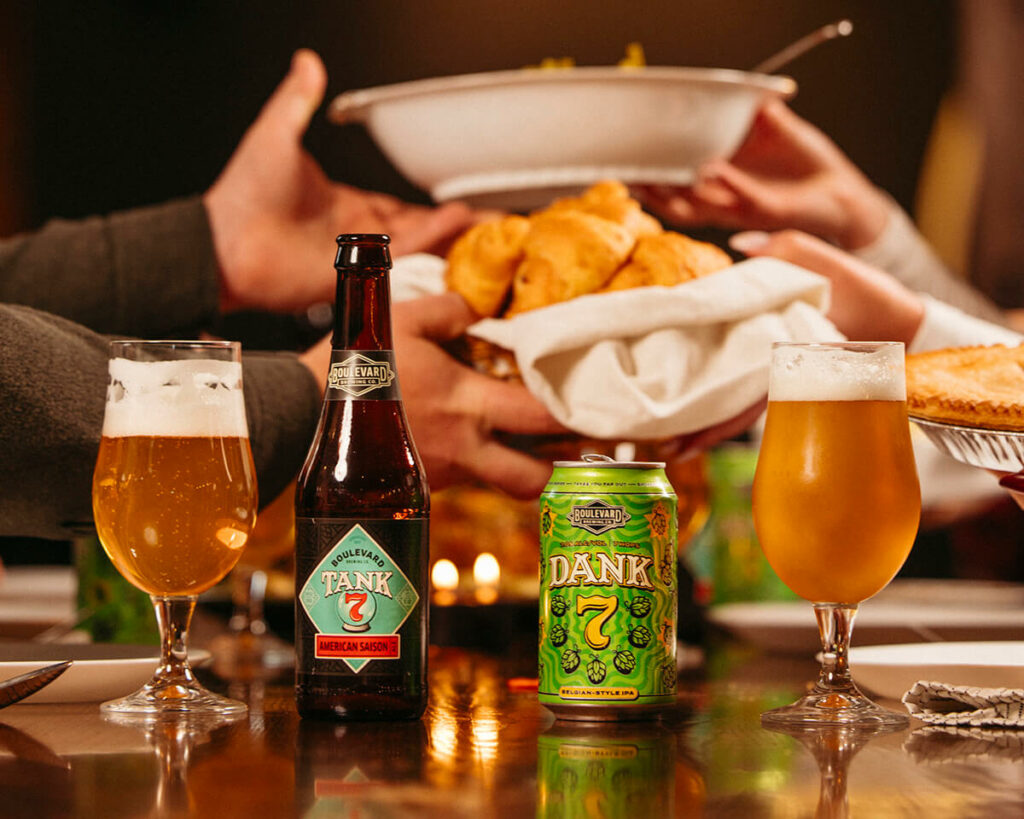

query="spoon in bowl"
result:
[753,19,854,75]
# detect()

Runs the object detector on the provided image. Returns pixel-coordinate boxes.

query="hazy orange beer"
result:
[753,399,920,603]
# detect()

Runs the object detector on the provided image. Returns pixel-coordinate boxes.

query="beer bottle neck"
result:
[332,267,393,351]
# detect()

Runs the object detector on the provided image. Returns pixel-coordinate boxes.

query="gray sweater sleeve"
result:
[0,199,323,541]
[0,198,222,336]
[0,303,321,541]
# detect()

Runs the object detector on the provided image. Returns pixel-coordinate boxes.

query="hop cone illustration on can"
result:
[628,625,653,648]
[586,656,608,684]
[560,645,581,673]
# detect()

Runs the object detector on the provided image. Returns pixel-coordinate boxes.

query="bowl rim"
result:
[329,65,798,123]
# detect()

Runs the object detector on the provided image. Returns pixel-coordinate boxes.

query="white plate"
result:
[0,643,210,704]
[708,580,1024,654]
[850,641,1024,700]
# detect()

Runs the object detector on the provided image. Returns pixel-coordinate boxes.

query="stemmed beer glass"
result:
[753,342,921,726]
[92,340,258,715]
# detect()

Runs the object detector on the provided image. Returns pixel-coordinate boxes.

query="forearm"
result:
[0,198,221,336]
[0,306,111,540]
[854,200,1007,325]
[909,295,1024,354]
[0,304,321,541]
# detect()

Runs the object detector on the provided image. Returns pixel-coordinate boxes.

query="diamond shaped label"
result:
[299,524,419,673]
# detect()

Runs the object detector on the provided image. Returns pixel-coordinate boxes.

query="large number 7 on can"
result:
[576,595,619,650]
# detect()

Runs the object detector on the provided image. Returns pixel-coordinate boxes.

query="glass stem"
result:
[812,603,858,696]
[228,568,268,637]
[151,595,199,689]
[246,570,268,637]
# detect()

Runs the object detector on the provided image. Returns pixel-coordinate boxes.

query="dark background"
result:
[2,0,953,232]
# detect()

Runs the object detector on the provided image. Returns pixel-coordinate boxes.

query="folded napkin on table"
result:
[392,254,842,440]
[903,680,1024,728]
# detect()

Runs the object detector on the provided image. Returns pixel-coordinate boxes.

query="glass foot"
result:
[101,678,247,716]
[761,685,909,728]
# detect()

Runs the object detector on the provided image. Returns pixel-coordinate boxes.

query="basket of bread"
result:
[392,180,840,441]
[444,180,732,381]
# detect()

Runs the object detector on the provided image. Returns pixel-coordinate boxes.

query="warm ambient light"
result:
[473,553,500,587]
[432,559,459,591]
[473,553,500,605]
[215,526,249,550]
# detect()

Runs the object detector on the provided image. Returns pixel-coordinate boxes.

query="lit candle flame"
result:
[432,559,459,591]
[473,553,500,604]
[473,553,500,586]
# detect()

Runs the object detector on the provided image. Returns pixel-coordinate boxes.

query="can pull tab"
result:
[581,454,615,463]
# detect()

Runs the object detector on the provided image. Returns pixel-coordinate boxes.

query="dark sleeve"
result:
[0,198,222,337]
[0,304,321,542]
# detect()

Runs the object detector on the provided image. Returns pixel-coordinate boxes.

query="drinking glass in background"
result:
[210,481,297,678]
[752,342,921,727]
[92,340,258,715]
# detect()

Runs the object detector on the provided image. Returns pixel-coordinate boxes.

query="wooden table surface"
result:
[0,638,1022,818]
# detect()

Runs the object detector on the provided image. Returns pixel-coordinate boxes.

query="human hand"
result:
[654,398,768,461]
[300,292,569,498]
[998,471,1024,511]
[205,49,480,314]
[730,229,925,344]
[638,99,891,250]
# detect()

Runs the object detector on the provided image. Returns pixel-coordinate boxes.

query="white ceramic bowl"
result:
[329,67,797,210]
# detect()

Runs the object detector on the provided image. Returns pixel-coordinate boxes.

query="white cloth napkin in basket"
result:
[392,254,842,440]
[903,681,1024,727]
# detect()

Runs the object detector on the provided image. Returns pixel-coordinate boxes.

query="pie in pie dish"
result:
[905,344,1024,431]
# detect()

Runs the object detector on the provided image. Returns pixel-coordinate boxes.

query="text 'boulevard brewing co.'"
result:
[294,234,429,721]
[539,454,678,720]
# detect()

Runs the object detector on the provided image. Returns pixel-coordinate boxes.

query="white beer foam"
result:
[769,344,905,402]
[103,358,249,437]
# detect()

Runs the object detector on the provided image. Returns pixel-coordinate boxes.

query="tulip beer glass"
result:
[92,340,258,715]
[753,342,920,726]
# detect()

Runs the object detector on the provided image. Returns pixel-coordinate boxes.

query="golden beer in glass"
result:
[94,436,255,596]
[92,340,257,716]
[752,342,920,727]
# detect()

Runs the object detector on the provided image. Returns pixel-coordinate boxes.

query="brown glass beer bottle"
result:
[294,234,429,720]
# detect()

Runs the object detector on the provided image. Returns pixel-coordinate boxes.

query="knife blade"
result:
[0,661,72,708]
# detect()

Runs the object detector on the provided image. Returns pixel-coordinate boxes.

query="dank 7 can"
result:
[539,455,678,720]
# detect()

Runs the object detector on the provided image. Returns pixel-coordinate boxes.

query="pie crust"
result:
[906,344,1024,431]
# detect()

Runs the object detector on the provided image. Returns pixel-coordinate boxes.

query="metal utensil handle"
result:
[753,19,854,75]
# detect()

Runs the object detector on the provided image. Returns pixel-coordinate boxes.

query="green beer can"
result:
[539,454,678,720]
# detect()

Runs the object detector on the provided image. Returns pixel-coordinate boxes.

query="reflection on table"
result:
[1,643,1023,818]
